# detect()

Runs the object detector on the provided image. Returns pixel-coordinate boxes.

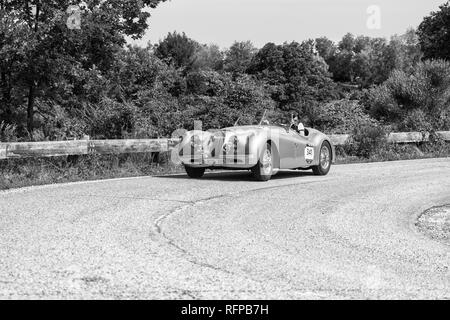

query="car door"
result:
[279,128,308,168]
[290,129,311,168]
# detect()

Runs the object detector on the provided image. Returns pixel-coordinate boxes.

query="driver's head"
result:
[292,114,299,125]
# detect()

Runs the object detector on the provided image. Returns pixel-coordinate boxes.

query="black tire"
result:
[312,141,332,176]
[251,143,273,181]
[185,166,205,179]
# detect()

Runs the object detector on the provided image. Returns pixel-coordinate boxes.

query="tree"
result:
[154,31,200,70]
[180,71,275,130]
[332,50,356,82]
[418,1,450,61]
[0,7,30,124]
[247,42,284,85]
[315,37,336,61]
[107,45,177,101]
[316,34,359,83]
[363,38,392,85]
[248,41,337,117]
[0,0,167,136]
[223,41,257,74]
[338,33,356,51]
[387,29,423,73]
[308,99,377,134]
[353,36,371,53]
[365,60,450,131]
[315,33,419,87]
[332,34,374,84]
[192,44,224,71]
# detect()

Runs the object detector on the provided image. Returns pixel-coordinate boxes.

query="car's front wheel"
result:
[251,143,273,181]
[312,141,332,176]
[185,166,205,179]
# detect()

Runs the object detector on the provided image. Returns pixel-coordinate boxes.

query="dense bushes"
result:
[315,30,423,87]
[0,121,18,142]
[306,99,376,134]
[247,41,338,114]
[365,60,450,131]
[346,123,388,158]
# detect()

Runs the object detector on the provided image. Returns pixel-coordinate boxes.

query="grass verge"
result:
[0,153,184,191]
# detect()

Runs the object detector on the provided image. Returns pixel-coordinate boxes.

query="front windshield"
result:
[233,109,286,127]
[258,110,269,125]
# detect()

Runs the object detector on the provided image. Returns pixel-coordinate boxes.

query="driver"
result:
[290,114,305,136]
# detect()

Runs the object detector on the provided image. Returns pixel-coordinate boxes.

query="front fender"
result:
[252,129,282,167]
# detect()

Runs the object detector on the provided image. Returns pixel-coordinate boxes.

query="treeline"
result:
[1,0,450,144]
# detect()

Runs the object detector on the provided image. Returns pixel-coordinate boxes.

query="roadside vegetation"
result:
[1,1,450,189]
[0,153,182,190]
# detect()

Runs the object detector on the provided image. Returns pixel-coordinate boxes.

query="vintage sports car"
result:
[177,112,335,181]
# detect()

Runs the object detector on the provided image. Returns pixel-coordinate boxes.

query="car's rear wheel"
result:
[185,166,205,179]
[312,141,332,176]
[252,143,273,181]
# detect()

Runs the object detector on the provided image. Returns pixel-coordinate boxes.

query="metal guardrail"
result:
[0,132,449,160]
[328,131,450,146]
[0,138,179,160]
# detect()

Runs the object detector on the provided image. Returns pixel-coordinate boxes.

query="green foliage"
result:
[192,44,224,71]
[34,101,88,140]
[389,29,423,73]
[399,109,433,132]
[224,41,257,74]
[107,45,178,100]
[185,70,230,96]
[133,88,182,137]
[365,60,450,130]
[0,0,167,134]
[307,99,377,134]
[87,98,138,139]
[346,123,388,158]
[248,41,337,115]
[418,1,450,61]
[316,30,422,87]
[0,121,18,142]
[181,71,275,130]
[0,153,182,190]
[154,31,200,70]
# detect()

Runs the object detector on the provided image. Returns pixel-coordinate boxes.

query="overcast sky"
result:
[128,0,446,48]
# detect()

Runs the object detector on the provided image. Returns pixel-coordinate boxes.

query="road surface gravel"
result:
[0,158,449,299]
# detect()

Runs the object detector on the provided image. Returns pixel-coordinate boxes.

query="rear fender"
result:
[306,130,335,165]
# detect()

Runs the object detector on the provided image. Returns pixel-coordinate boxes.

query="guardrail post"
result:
[0,143,7,160]
[151,151,160,164]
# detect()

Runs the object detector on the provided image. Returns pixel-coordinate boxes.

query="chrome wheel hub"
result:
[262,149,272,175]
[320,146,330,169]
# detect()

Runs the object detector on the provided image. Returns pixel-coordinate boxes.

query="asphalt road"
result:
[1,158,449,299]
